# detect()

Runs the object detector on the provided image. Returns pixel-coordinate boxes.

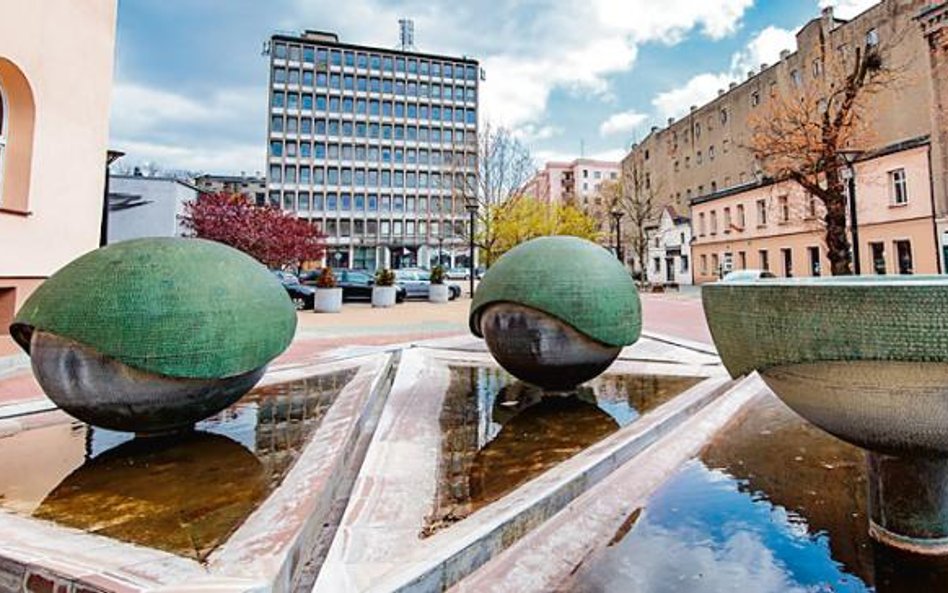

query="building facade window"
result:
[759,249,769,271]
[757,199,767,226]
[736,204,745,228]
[779,195,790,223]
[895,240,913,275]
[889,168,908,205]
[808,246,821,276]
[870,241,886,274]
[781,248,793,277]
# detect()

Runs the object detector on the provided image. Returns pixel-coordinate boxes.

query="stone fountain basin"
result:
[702,276,948,456]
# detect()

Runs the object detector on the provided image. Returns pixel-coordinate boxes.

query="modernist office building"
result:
[265,30,479,270]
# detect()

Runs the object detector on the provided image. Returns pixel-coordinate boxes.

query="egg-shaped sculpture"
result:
[10,238,297,434]
[470,236,641,390]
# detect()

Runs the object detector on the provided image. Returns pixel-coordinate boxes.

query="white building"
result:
[645,206,692,285]
[106,175,201,244]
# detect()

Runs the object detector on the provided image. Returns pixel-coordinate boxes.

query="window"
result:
[710,211,718,234]
[791,69,802,87]
[781,248,793,277]
[698,212,706,236]
[808,246,821,276]
[738,251,747,270]
[723,207,731,231]
[756,199,767,225]
[720,108,729,125]
[681,255,689,272]
[736,204,745,228]
[751,91,760,107]
[889,168,908,205]
[759,249,770,271]
[812,59,823,77]
[895,240,913,275]
[709,145,715,160]
[701,254,708,275]
[779,195,790,223]
[866,28,879,47]
[711,254,719,276]
[870,242,886,274]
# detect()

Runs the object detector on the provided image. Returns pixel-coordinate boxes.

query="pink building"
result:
[691,137,938,283]
[521,159,620,205]
[0,1,118,355]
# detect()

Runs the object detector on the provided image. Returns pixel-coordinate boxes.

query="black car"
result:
[272,270,315,310]
[336,269,406,303]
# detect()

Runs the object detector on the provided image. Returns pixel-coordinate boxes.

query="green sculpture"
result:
[470,236,641,389]
[10,238,297,433]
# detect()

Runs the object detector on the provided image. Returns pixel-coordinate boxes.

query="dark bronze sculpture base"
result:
[479,303,620,390]
[30,331,264,434]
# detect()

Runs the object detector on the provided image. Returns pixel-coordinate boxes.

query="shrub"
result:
[375,268,396,287]
[429,265,446,285]
[316,267,338,288]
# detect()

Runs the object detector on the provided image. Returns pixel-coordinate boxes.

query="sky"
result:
[109,0,880,175]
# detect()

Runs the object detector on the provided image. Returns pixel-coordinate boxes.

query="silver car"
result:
[394,268,461,299]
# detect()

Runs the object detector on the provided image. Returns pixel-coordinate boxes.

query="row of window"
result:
[271,92,477,123]
[270,141,475,168]
[272,70,475,100]
[270,119,474,145]
[267,190,467,215]
[268,164,474,190]
[700,238,913,280]
[316,218,467,240]
[271,42,478,82]
[673,141,728,172]
[695,169,910,237]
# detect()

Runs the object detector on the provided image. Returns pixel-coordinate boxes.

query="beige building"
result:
[0,1,118,355]
[691,137,938,283]
[623,0,945,271]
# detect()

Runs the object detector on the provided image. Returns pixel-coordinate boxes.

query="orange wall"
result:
[0,0,117,349]
[691,144,938,283]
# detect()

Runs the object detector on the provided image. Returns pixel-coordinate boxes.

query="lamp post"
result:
[100,150,125,247]
[465,196,478,298]
[611,207,624,263]
[840,150,862,275]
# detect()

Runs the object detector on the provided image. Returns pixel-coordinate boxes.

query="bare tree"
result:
[604,155,660,280]
[748,29,904,275]
[453,121,535,267]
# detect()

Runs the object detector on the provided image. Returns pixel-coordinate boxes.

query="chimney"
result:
[747,70,755,79]
[779,49,791,60]
[760,62,768,70]
[690,105,697,112]
[821,6,834,19]
[718,88,725,96]
[729,82,738,89]
[668,117,675,125]
[650,126,659,133]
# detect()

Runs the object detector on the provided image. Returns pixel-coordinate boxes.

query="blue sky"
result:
[109,0,878,174]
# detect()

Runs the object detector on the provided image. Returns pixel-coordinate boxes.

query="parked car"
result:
[445,267,471,280]
[475,266,487,279]
[299,269,324,285]
[272,270,315,310]
[336,269,406,303]
[721,269,777,282]
[394,268,461,300]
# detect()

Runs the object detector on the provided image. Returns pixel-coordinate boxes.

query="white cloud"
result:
[651,25,798,120]
[290,0,755,134]
[819,0,878,19]
[599,110,649,137]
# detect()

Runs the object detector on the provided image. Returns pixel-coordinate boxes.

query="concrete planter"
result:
[372,286,397,308]
[703,276,948,553]
[314,287,342,313]
[428,283,449,303]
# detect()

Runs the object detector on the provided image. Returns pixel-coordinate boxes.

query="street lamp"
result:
[611,207,625,263]
[839,149,863,275]
[465,196,478,297]
[100,149,125,247]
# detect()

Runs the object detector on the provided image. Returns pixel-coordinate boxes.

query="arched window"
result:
[0,59,35,213]
[0,81,6,200]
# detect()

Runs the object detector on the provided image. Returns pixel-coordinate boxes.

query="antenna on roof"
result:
[399,18,416,51]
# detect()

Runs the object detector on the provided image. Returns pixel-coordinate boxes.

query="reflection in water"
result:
[565,394,948,593]
[35,432,266,561]
[425,366,700,535]
[0,369,356,560]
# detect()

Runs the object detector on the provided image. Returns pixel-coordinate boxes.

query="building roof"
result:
[110,174,202,194]
[270,31,479,65]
